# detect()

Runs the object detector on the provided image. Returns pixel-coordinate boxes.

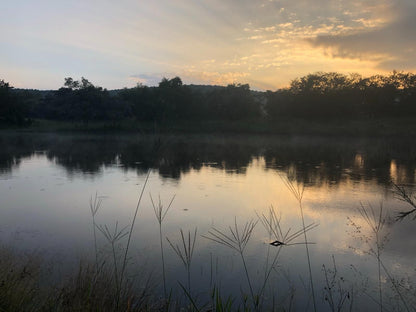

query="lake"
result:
[1,132,415,311]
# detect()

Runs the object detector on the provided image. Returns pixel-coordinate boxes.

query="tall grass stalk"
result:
[120,168,151,287]
[355,202,410,312]
[257,206,318,303]
[89,192,103,271]
[96,221,129,306]
[210,286,234,312]
[0,247,43,311]
[203,218,258,308]
[151,193,176,301]
[167,228,197,295]
[282,177,317,312]
[392,182,416,220]
[322,255,353,312]
[358,202,385,312]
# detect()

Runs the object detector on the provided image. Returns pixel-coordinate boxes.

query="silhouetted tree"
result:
[120,83,157,121]
[3,71,416,128]
[0,80,29,125]
[265,71,416,120]
[156,77,194,120]
[42,77,128,123]
[203,83,259,120]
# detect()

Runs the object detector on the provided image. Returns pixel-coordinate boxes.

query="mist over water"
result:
[1,132,415,310]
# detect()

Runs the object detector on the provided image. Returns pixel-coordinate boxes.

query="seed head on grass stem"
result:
[322,255,353,312]
[97,222,129,248]
[352,202,411,312]
[89,192,104,270]
[281,175,304,204]
[281,175,317,312]
[151,192,175,302]
[90,192,103,217]
[355,202,386,311]
[256,206,318,305]
[151,193,175,226]
[203,218,257,254]
[96,221,129,307]
[167,228,198,294]
[257,206,318,247]
[391,182,416,221]
[203,218,258,308]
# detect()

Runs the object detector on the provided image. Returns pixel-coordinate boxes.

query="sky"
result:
[1,0,415,90]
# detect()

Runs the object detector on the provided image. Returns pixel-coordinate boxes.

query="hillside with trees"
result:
[2,71,416,132]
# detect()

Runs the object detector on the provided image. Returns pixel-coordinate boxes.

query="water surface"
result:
[1,132,415,311]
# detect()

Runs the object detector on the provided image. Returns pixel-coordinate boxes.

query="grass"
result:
[0,246,44,311]
[203,218,258,308]
[282,177,317,312]
[89,193,103,271]
[256,206,318,306]
[348,201,413,312]
[392,182,416,221]
[358,203,386,312]
[322,255,354,312]
[0,246,156,311]
[151,193,175,302]
[96,221,129,307]
[1,180,416,311]
[167,228,198,296]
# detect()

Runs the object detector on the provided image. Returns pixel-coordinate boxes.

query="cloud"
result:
[181,70,250,86]
[307,0,416,70]
[3,0,415,90]
[130,71,250,88]
[129,73,173,86]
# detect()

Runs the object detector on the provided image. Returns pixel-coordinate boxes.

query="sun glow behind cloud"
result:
[1,0,414,90]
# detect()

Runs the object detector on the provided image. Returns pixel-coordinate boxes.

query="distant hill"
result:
[11,84,266,97]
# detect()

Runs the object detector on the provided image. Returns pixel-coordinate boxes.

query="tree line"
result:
[1,71,416,126]
[267,71,416,119]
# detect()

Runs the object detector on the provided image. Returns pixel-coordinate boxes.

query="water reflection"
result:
[1,132,416,311]
[1,132,415,185]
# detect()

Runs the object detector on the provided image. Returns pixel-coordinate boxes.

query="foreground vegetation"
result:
[1,180,415,311]
[1,71,416,136]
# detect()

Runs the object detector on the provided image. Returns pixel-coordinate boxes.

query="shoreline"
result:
[2,117,416,137]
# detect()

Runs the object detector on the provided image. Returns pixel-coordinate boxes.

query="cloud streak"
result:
[308,0,416,69]
[1,0,415,90]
